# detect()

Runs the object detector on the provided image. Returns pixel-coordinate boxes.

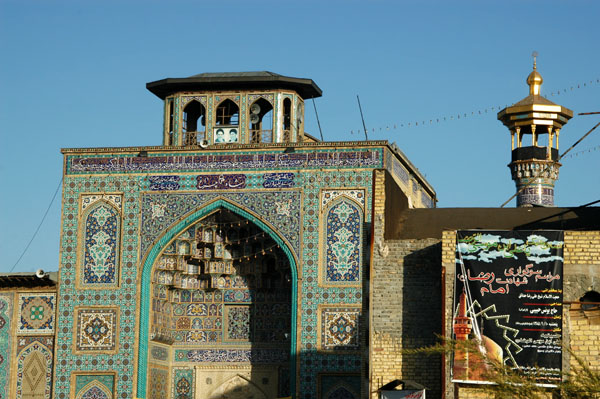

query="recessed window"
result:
[283,98,292,142]
[183,100,206,145]
[249,98,274,143]
[215,99,239,126]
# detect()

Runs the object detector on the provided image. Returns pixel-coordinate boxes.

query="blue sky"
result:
[1,0,598,272]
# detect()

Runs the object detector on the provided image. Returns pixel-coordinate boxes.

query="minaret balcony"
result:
[512,146,558,162]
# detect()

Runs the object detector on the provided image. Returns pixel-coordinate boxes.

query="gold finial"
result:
[527,51,543,95]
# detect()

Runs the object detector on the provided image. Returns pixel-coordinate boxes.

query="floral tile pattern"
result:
[18,294,55,334]
[76,308,117,352]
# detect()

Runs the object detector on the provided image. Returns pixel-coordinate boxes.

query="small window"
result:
[249,98,274,143]
[183,100,206,145]
[283,98,292,142]
[215,99,239,126]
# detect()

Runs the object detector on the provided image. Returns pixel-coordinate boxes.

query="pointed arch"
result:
[16,341,52,399]
[136,197,299,398]
[215,99,239,126]
[209,374,267,399]
[322,195,364,284]
[249,97,274,144]
[76,381,112,399]
[326,384,358,399]
[80,199,121,287]
[182,100,206,145]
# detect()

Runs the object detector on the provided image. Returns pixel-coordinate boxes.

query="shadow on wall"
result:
[401,242,442,399]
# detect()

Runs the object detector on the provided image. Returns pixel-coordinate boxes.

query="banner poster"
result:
[452,230,564,384]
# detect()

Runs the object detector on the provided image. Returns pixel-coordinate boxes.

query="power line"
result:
[9,177,63,272]
[348,77,599,135]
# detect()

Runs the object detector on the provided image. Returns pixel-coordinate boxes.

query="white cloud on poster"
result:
[478,250,517,263]
[527,255,563,264]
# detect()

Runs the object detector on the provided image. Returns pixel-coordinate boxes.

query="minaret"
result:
[453,290,473,380]
[498,55,573,207]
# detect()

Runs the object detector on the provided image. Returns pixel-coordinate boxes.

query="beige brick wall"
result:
[369,171,442,398]
[568,307,600,371]
[564,231,600,264]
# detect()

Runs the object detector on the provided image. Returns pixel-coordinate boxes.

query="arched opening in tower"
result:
[149,207,292,398]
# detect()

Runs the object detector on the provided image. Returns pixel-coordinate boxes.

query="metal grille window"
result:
[215,99,239,126]
[249,98,273,144]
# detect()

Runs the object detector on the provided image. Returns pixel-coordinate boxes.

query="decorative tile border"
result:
[66,149,383,174]
[176,348,289,363]
[0,294,12,398]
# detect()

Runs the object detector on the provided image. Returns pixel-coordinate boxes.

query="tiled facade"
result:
[44,88,439,395]
[16,71,595,399]
[53,142,395,398]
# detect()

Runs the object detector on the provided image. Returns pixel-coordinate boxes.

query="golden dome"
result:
[527,68,543,95]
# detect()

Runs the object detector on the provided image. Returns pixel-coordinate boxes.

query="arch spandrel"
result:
[140,192,301,265]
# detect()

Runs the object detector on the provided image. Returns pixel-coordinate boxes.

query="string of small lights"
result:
[348,77,599,135]
[561,144,600,159]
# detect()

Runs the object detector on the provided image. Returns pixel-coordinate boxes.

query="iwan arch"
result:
[139,197,300,398]
[46,71,436,399]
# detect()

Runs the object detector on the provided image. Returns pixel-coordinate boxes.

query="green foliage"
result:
[404,337,600,398]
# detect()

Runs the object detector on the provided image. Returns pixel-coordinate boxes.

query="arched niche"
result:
[16,341,53,399]
[136,198,299,398]
[80,200,121,287]
[76,381,113,399]
[248,97,274,144]
[322,196,364,284]
[215,99,239,126]
[182,100,207,145]
[209,374,267,399]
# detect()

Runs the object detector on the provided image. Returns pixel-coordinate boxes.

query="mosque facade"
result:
[0,69,598,399]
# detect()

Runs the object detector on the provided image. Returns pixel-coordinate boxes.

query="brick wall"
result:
[369,171,442,398]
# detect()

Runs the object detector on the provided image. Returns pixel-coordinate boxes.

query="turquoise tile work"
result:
[0,294,12,398]
[55,147,379,399]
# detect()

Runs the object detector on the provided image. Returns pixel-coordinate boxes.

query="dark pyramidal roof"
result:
[147,71,322,100]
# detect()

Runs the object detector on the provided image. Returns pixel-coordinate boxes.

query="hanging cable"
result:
[9,177,63,272]
[312,98,324,141]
